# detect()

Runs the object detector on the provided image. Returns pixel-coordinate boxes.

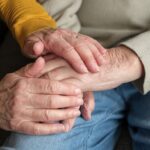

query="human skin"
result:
[42,46,143,92]
[0,28,104,135]
[38,45,144,129]
[41,45,144,102]
[0,45,143,135]
[23,27,107,122]
[23,28,107,73]
[0,57,84,135]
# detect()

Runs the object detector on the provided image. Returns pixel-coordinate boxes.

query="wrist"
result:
[18,18,56,49]
[108,46,144,82]
[79,46,144,92]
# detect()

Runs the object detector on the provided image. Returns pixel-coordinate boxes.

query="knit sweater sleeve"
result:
[0,0,56,48]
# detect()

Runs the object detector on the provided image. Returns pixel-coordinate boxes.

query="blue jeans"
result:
[1,83,150,150]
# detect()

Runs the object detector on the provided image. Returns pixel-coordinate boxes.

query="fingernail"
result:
[87,113,91,120]
[95,65,100,71]
[91,64,100,72]
[75,88,81,95]
[80,64,88,73]
[64,124,70,132]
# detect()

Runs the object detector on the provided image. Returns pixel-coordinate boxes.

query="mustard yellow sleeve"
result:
[0,0,56,48]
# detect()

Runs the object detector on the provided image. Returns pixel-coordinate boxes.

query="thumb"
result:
[81,91,95,120]
[0,57,45,91]
[23,38,44,58]
[16,57,45,78]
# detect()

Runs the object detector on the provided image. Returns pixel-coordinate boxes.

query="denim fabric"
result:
[1,83,150,150]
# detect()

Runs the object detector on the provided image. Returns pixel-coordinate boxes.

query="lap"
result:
[1,33,150,149]
[2,86,128,150]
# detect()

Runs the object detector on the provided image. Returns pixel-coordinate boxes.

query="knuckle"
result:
[75,42,85,49]
[41,81,51,92]
[47,71,57,80]
[49,81,60,93]
[51,32,58,39]
[62,46,74,56]
[84,54,93,62]
[15,79,27,91]
[4,73,13,80]
[47,96,53,108]
[43,110,51,121]
[83,36,91,42]
[72,97,79,105]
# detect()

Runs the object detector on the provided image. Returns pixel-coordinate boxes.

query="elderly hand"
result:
[38,45,143,129]
[0,57,83,135]
[61,91,95,131]
[42,46,143,91]
[23,28,107,73]
[42,55,95,121]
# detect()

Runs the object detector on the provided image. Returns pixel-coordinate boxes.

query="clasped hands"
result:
[0,28,143,135]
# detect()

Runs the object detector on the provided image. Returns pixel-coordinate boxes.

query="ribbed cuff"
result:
[120,31,150,94]
[0,0,57,48]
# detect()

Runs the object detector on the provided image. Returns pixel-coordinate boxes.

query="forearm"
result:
[0,0,56,48]
[120,31,150,94]
[40,46,144,92]
[108,46,144,82]
[79,46,144,92]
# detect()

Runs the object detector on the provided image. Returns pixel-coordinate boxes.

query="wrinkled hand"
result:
[42,46,143,92]
[43,55,95,121]
[0,57,83,135]
[23,28,107,73]
[38,45,144,128]
[61,91,95,131]
[40,45,143,125]
[81,92,95,120]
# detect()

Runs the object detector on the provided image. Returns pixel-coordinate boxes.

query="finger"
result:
[40,58,70,76]
[33,41,45,56]
[75,42,99,72]
[62,118,76,132]
[50,39,88,73]
[0,57,45,91]
[86,92,95,113]
[26,79,81,95]
[81,92,95,120]
[26,94,83,109]
[43,67,77,81]
[82,35,107,54]
[43,54,58,62]
[16,57,45,78]
[86,42,107,65]
[23,36,44,57]
[25,108,81,122]
[93,40,107,55]
[18,121,65,135]
[62,106,79,131]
